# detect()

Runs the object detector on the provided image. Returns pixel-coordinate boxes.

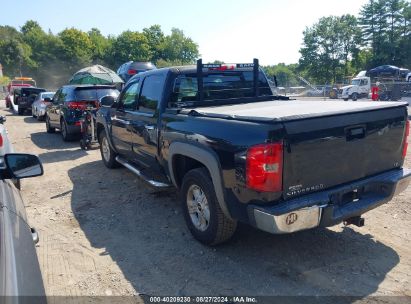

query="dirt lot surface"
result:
[1,101,410,300]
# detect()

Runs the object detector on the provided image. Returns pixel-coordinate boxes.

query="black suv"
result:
[116,61,156,83]
[14,87,46,115]
[46,85,119,141]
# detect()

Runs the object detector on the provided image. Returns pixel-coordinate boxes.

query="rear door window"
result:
[138,75,165,114]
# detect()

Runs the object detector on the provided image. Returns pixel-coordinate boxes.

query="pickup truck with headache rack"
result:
[96,59,411,245]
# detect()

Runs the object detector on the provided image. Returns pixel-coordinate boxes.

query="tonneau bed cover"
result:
[186,100,408,122]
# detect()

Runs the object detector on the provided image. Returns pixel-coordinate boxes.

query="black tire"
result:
[343,98,348,101]
[46,115,56,133]
[61,119,73,141]
[80,139,86,150]
[18,108,25,115]
[351,93,358,101]
[99,130,119,168]
[181,167,237,245]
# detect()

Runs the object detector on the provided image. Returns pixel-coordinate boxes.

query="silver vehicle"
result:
[0,153,45,299]
[32,91,55,120]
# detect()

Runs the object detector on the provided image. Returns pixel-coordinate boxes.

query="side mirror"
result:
[100,95,116,107]
[4,154,43,179]
[0,116,6,124]
[44,97,51,102]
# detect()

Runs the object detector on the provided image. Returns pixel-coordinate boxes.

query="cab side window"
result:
[118,80,140,110]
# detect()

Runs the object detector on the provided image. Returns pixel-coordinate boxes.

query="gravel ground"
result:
[1,101,410,300]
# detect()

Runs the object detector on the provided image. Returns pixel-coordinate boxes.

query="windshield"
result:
[41,93,54,99]
[351,79,361,86]
[75,88,119,101]
[172,71,272,105]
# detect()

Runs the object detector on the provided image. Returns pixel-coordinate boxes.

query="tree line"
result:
[0,21,199,87]
[1,0,410,88]
[266,0,411,86]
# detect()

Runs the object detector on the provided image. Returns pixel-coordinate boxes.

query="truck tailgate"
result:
[191,99,408,199]
[282,106,407,199]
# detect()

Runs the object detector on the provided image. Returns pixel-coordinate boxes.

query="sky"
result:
[1,0,369,65]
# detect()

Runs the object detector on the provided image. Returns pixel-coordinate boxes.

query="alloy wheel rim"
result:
[186,184,210,231]
[102,137,110,161]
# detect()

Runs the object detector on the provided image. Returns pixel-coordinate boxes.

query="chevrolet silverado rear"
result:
[97,59,411,245]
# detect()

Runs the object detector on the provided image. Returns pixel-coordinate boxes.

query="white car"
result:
[32,91,55,120]
[406,72,411,82]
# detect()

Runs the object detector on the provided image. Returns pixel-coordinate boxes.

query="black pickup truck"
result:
[96,59,411,245]
[14,87,46,115]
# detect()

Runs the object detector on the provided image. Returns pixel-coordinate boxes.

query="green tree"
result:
[162,28,199,64]
[299,17,338,83]
[263,63,299,87]
[58,28,93,70]
[143,25,165,62]
[110,30,151,67]
[0,25,22,41]
[337,15,362,75]
[0,39,34,77]
[359,0,410,67]
[88,28,111,64]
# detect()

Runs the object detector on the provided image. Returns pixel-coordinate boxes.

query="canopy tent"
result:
[69,65,124,85]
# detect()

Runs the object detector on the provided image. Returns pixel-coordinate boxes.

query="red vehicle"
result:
[5,77,36,108]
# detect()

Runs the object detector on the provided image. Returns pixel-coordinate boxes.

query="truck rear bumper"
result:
[248,168,411,234]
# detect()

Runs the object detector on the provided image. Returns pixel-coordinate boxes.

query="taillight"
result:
[246,142,283,192]
[127,69,137,75]
[68,102,87,110]
[402,120,409,158]
[0,134,3,147]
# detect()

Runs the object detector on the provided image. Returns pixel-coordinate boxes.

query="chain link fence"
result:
[270,80,411,105]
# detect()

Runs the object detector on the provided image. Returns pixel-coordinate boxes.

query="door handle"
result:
[346,126,366,141]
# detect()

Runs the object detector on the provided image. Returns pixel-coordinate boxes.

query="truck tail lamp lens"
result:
[402,120,409,159]
[246,142,283,192]
[127,69,137,75]
[0,134,3,147]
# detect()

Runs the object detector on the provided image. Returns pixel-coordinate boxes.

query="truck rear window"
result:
[172,71,272,104]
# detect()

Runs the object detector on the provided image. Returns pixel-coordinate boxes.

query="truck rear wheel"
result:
[181,167,237,245]
[99,130,119,168]
[18,108,24,115]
